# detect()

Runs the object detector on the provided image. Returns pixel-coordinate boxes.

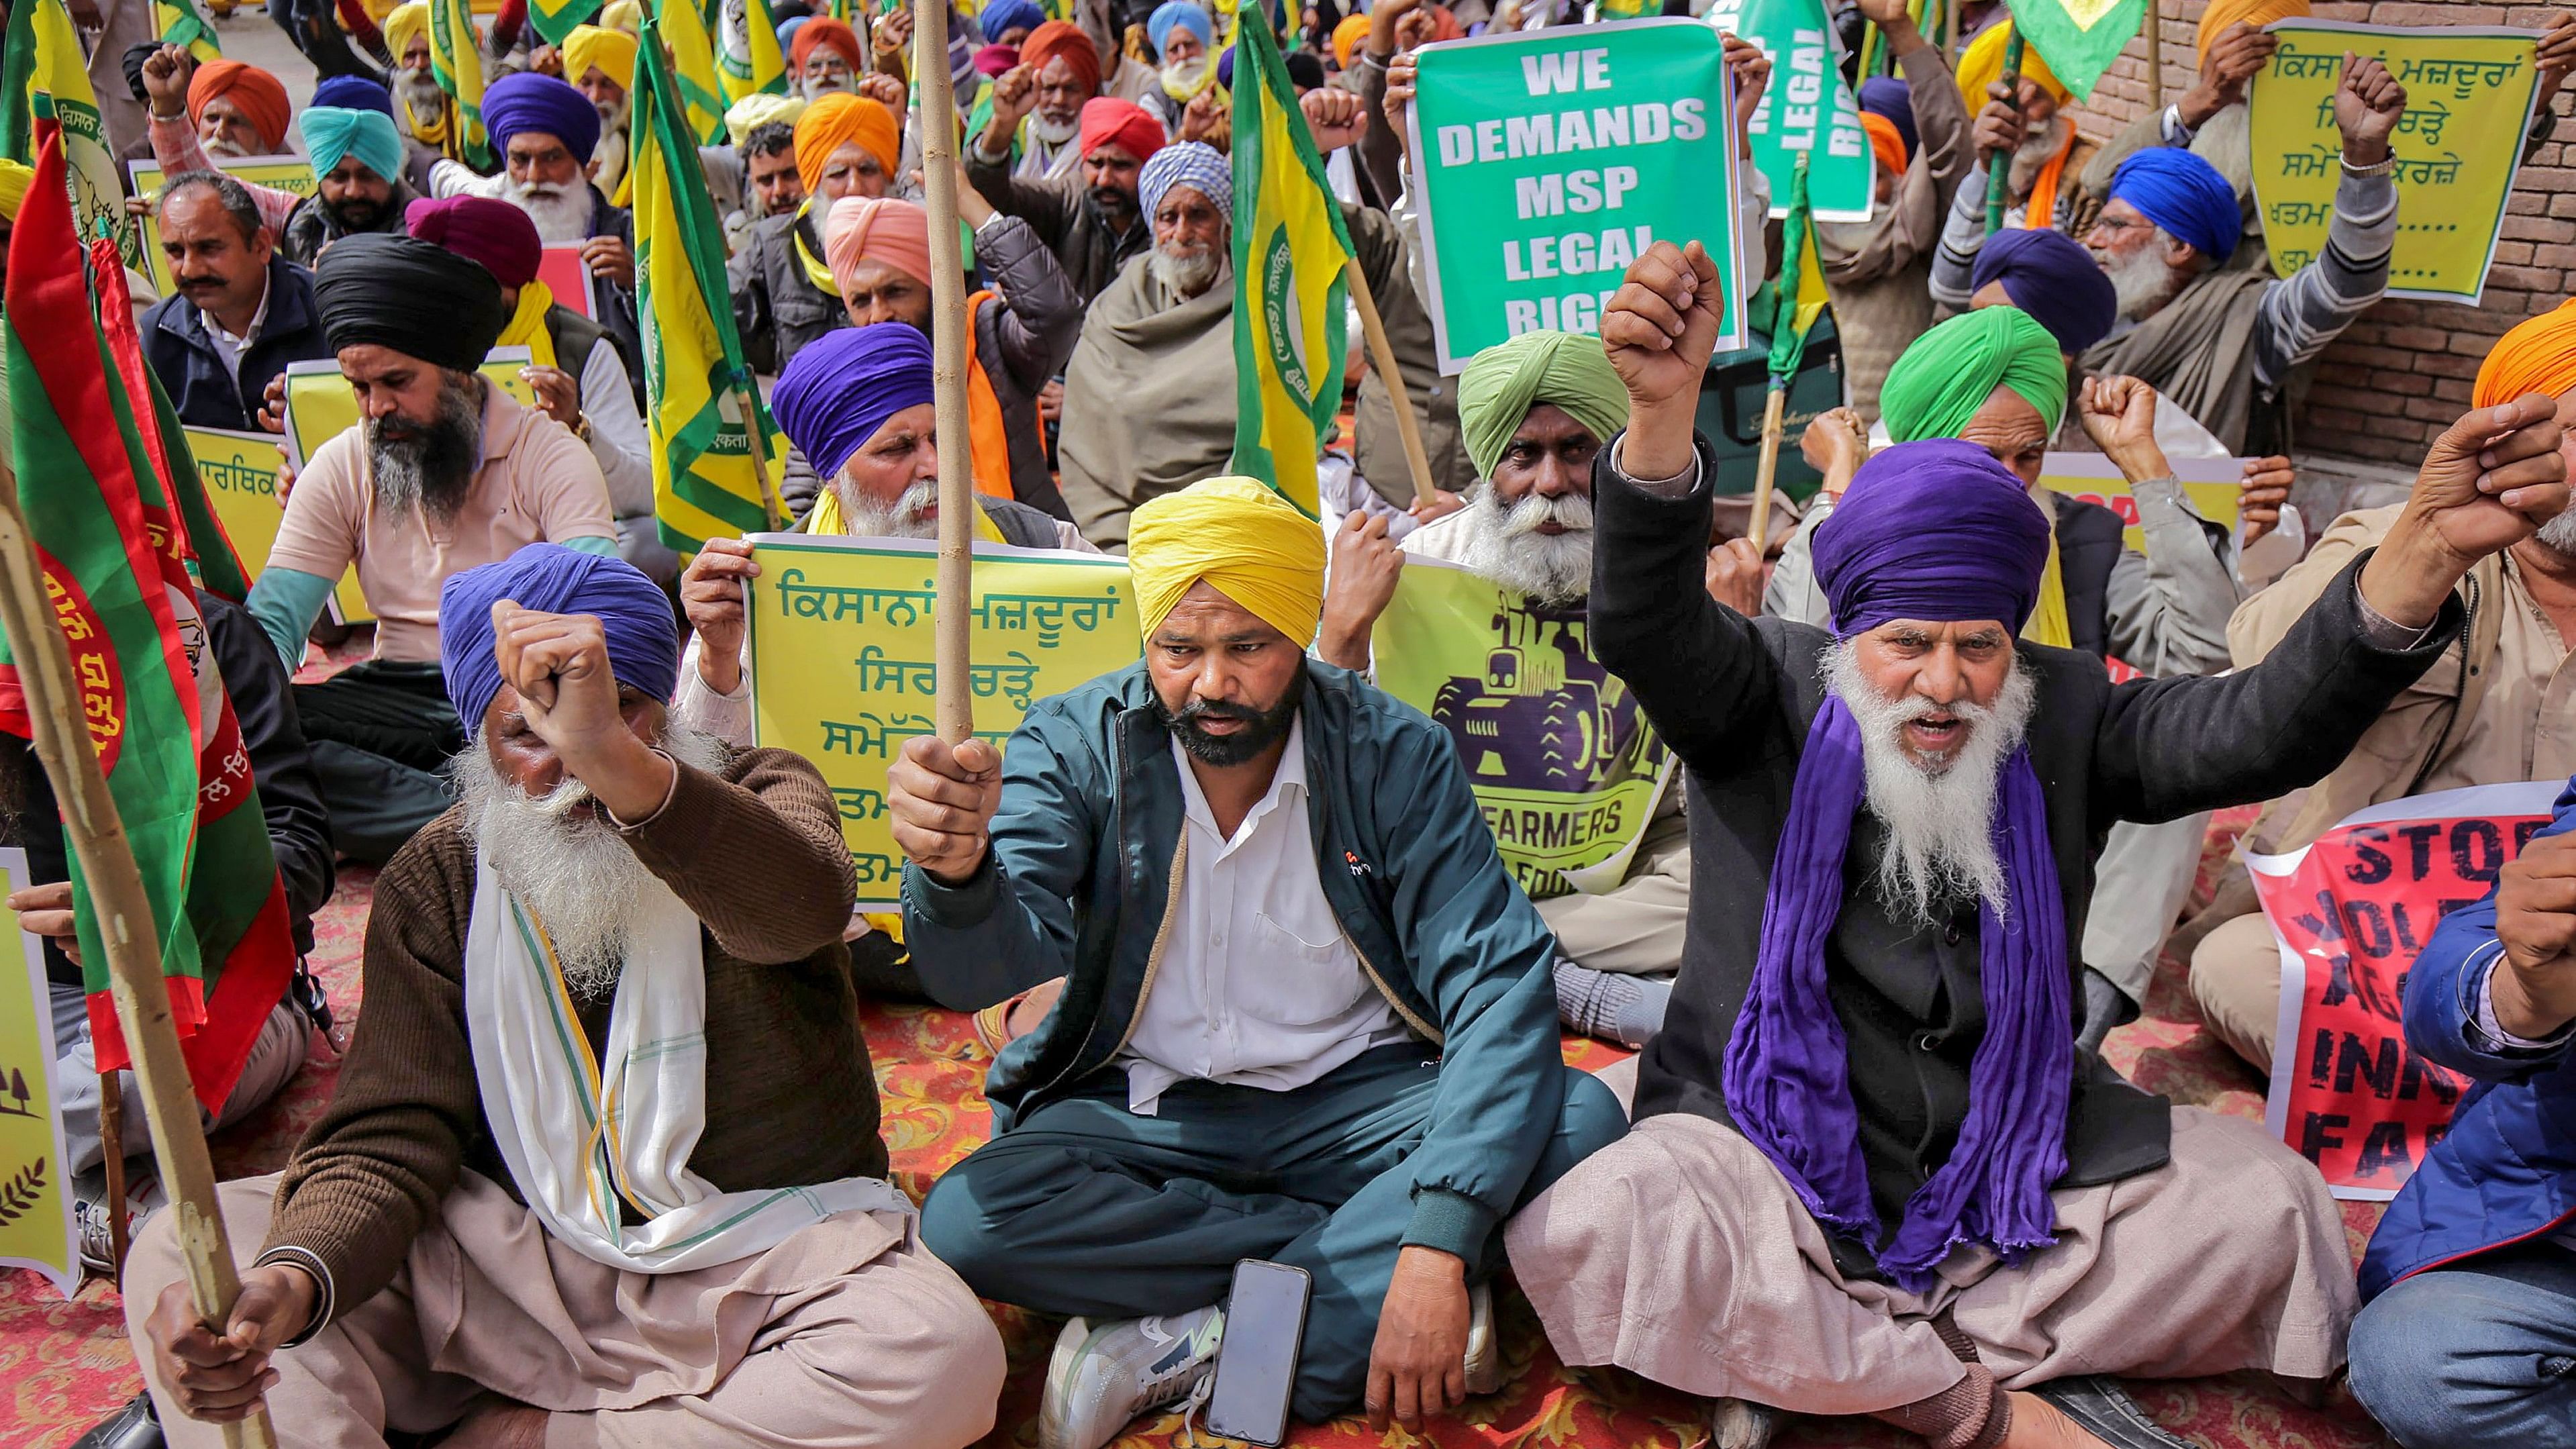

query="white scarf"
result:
[464,858,911,1274]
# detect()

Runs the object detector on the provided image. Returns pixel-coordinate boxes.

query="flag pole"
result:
[1982,28,2025,234]
[738,372,785,531]
[2145,0,2163,111]
[1749,383,1785,554]
[0,456,275,1449]
[915,0,976,744]
[1343,259,1439,509]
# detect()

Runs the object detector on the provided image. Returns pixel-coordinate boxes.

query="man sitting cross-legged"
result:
[891,477,1626,1449]
[1502,238,2569,1449]
[126,545,1004,1449]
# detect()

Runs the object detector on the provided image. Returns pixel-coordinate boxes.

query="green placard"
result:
[1705,0,1874,222]
[1406,18,1748,372]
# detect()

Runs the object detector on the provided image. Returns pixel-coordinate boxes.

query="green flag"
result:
[1763,154,1831,382]
[2004,0,2146,102]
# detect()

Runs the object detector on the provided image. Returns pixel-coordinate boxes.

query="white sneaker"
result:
[1040,1306,1226,1449]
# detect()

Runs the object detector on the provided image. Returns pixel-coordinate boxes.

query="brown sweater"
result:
[263,747,878,1322]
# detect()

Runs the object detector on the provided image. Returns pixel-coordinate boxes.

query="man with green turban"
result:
[1774,304,2245,1033]
[1319,330,1690,1050]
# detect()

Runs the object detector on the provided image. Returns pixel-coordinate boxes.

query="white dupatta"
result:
[464,859,911,1274]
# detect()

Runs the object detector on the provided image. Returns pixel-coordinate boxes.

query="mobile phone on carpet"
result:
[1204,1258,1311,1448]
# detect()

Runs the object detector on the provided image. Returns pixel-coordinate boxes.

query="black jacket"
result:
[962,159,1151,307]
[12,591,335,987]
[140,256,333,432]
[1593,434,2458,1268]
[279,181,421,269]
[731,207,848,377]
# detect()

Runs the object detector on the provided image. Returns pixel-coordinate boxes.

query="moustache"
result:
[1170,697,1263,726]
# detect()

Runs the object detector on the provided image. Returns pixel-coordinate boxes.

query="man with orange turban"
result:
[791,16,866,99]
[889,470,1624,1449]
[2191,302,2576,1075]
[973,20,1103,181]
[729,91,901,372]
[819,192,1082,516]
[185,57,293,156]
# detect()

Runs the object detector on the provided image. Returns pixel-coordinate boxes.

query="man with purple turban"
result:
[1932,56,2406,454]
[127,545,1006,1449]
[1502,238,2571,1449]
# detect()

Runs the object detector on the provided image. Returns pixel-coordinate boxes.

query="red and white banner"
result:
[2252,782,2561,1199]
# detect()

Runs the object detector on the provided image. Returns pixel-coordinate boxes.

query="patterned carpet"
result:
[0,812,2402,1448]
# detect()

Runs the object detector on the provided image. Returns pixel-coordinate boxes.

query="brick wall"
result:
[2065,0,2571,466]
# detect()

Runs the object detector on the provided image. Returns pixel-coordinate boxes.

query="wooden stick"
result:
[1749,384,1786,554]
[1343,259,1438,509]
[99,1072,129,1278]
[1983,29,2026,235]
[740,381,785,533]
[0,462,274,1449]
[2146,0,2163,112]
[916,0,976,746]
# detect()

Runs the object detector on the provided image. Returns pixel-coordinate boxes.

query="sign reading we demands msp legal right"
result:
[1409,19,1747,372]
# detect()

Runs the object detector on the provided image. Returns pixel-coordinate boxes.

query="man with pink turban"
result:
[809,191,1081,518]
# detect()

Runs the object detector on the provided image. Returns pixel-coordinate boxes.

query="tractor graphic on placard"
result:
[1429,601,1640,793]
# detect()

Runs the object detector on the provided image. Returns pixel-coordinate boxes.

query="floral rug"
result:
[0,810,2399,1447]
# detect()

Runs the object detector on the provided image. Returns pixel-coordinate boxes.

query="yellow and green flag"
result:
[2004,0,2146,101]
[156,0,224,60]
[430,0,495,168]
[1765,152,1831,385]
[655,0,733,146]
[1224,8,1352,520]
[635,9,787,551]
[1,0,140,268]
[530,0,606,44]
[717,0,791,104]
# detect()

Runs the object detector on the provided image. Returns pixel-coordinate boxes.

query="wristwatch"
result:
[573,411,594,443]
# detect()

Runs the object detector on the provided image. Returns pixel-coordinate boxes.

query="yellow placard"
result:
[0,850,80,1297]
[2038,452,2243,556]
[127,155,319,298]
[279,354,541,625]
[745,536,1138,905]
[1369,557,1671,901]
[183,426,370,611]
[2248,20,2540,303]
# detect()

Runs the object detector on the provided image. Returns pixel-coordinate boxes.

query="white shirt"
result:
[1118,717,1407,1114]
[201,269,272,395]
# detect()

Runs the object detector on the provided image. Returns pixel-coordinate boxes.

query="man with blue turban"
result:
[128,545,1007,1449]
[281,101,422,264]
[890,474,1624,1449]
[1933,54,2407,454]
[1505,238,2571,1449]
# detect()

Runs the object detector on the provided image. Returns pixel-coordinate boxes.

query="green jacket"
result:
[903,660,1575,1262]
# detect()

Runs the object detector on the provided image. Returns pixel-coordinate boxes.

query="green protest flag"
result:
[1765,152,1830,381]
[530,0,607,45]
[2003,0,2146,102]
[1709,0,1875,221]
[156,0,224,58]
[1406,18,1748,371]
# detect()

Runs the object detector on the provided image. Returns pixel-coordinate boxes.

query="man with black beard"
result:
[1502,237,2565,1449]
[964,94,1163,305]
[1315,330,1699,1049]
[242,235,617,864]
[890,474,1623,1449]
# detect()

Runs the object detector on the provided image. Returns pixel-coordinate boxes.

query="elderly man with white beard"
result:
[1316,330,1706,1049]
[1056,132,1471,550]
[1933,53,2403,456]
[560,25,640,204]
[124,544,1006,1449]
[1501,236,2571,1449]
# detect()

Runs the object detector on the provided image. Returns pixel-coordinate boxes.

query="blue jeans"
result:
[2348,1241,2576,1448]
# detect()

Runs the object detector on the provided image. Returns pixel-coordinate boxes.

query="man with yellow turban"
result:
[891,474,1624,1449]
[560,23,640,200]
[2192,299,2576,1077]
[383,1,468,168]
[1944,19,2095,236]
[728,91,903,372]
[1315,331,1687,1049]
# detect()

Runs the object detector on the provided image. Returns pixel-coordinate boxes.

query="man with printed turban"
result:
[1813,0,1972,416]
[1503,236,2571,1449]
[730,91,903,372]
[2190,298,2576,1079]
[1313,331,1689,1048]
[130,544,1005,1449]
[1059,137,1467,549]
[240,234,617,863]
[1936,56,2405,455]
[966,93,1165,303]
[890,474,1622,1449]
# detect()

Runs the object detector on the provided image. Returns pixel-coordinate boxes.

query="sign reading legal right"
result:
[1408,19,1747,372]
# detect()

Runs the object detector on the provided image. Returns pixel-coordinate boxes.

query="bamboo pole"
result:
[916,0,976,745]
[1983,29,2026,234]
[1749,385,1786,554]
[0,460,274,1449]
[740,383,785,532]
[99,1073,128,1277]
[2146,0,2163,111]
[1344,260,1439,509]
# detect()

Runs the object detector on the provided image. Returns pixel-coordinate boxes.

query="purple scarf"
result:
[1722,695,2072,1290]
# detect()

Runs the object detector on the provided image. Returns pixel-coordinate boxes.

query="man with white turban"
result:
[889,476,1625,1449]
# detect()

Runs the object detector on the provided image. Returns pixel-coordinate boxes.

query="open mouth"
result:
[1904,715,1965,752]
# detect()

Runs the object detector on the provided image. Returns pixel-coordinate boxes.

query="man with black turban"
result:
[1503,236,2565,1449]
[129,546,1005,1449]
[240,234,619,864]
